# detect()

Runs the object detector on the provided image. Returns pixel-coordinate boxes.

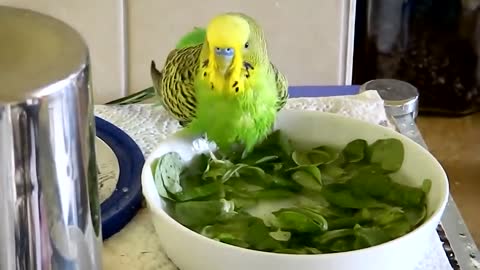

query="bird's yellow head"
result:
[202,13,267,95]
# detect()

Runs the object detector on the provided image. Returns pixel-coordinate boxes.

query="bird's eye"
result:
[244,42,249,49]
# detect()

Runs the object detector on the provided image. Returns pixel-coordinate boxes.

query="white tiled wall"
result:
[1,0,355,104]
[1,0,126,104]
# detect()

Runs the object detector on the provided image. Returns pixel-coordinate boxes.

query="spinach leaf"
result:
[319,164,345,184]
[321,184,387,209]
[342,139,368,162]
[292,149,332,166]
[274,247,322,254]
[203,213,284,251]
[422,179,432,194]
[272,208,328,233]
[367,138,404,172]
[327,209,372,230]
[175,181,223,201]
[252,189,296,200]
[313,145,341,164]
[382,181,425,207]
[404,205,427,228]
[369,207,405,226]
[174,199,235,227]
[151,157,174,200]
[245,219,284,251]
[383,219,412,239]
[268,174,301,190]
[245,130,294,162]
[330,237,355,252]
[347,172,393,198]
[353,224,391,248]
[203,159,234,180]
[159,152,184,194]
[313,229,354,246]
[290,166,323,192]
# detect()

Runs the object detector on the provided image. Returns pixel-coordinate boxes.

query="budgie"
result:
[107,12,289,154]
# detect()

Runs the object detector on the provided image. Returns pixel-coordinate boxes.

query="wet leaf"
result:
[158,152,184,194]
[382,182,425,207]
[422,179,432,194]
[255,155,280,164]
[252,189,296,199]
[175,181,223,201]
[151,158,171,200]
[273,208,328,233]
[275,247,322,254]
[319,164,345,184]
[383,219,412,239]
[292,150,331,166]
[321,184,387,209]
[174,199,235,227]
[291,171,321,191]
[369,207,405,226]
[353,224,391,248]
[313,229,354,246]
[367,138,404,172]
[404,205,427,228]
[342,139,368,162]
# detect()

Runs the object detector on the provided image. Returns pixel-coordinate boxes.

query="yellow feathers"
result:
[206,14,250,48]
[204,13,252,95]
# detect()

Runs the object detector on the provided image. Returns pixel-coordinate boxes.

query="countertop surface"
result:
[417,113,480,247]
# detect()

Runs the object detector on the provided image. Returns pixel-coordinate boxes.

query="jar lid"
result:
[360,79,419,118]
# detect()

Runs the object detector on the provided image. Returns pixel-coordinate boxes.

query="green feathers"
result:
[175,27,206,49]
[178,13,284,156]
[186,68,278,154]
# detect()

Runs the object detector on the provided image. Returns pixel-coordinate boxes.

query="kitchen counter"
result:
[417,113,480,247]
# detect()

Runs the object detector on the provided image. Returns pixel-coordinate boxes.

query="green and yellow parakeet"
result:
[107,12,289,154]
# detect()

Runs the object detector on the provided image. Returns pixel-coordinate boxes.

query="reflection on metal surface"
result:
[0,6,102,270]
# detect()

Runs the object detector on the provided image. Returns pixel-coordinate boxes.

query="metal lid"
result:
[0,6,88,104]
[359,79,419,118]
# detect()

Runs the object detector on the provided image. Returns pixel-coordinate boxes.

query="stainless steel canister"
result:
[0,6,102,270]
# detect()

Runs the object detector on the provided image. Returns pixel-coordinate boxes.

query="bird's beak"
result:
[214,47,235,74]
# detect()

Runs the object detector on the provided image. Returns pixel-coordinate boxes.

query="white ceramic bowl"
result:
[141,110,449,270]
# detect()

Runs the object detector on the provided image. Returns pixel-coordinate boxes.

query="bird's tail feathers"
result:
[105,87,156,105]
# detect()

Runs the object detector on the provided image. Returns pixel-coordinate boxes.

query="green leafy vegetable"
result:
[292,149,332,166]
[353,224,391,248]
[342,139,368,162]
[272,208,328,233]
[151,131,432,254]
[290,167,322,191]
[367,138,404,172]
[174,199,235,227]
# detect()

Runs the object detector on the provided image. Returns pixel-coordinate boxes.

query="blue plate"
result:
[95,116,144,240]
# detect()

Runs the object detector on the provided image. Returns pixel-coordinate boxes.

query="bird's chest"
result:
[235,91,275,129]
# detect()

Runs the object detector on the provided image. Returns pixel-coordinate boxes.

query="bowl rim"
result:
[141,110,450,259]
